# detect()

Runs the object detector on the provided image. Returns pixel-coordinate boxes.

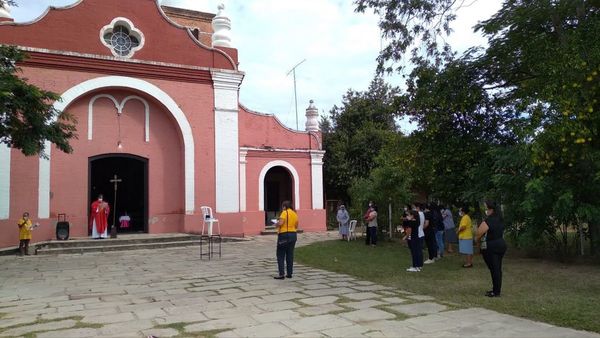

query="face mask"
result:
[98,198,103,202]
[485,209,492,216]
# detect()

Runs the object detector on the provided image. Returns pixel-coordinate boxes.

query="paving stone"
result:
[282,314,354,333]
[0,316,38,329]
[406,294,436,301]
[321,324,371,337]
[342,299,387,309]
[298,283,331,290]
[0,319,77,337]
[353,285,393,292]
[141,328,180,337]
[36,328,99,338]
[230,296,266,307]
[261,292,306,303]
[251,309,301,323]
[388,302,448,316]
[98,319,155,336]
[298,296,339,306]
[255,300,300,311]
[363,320,422,337]
[154,312,209,325]
[134,307,168,319]
[343,292,381,300]
[380,297,408,304]
[339,308,396,322]
[303,288,354,297]
[163,300,233,315]
[297,304,346,316]
[204,306,264,320]
[81,311,136,324]
[185,315,259,332]
[230,322,295,337]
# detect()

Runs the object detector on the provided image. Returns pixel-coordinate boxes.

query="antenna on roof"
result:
[286,59,306,130]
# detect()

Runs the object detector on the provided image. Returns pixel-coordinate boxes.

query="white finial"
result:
[0,0,12,21]
[305,100,320,132]
[212,3,232,47]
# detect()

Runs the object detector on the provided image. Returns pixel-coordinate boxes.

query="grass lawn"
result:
[295,238,600,333]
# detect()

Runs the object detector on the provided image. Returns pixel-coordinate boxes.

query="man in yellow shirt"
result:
[274,200,298,279]
[17,212,34,256]
[458,206,474,267]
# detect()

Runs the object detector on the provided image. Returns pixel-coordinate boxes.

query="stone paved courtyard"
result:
[1,232,598,338]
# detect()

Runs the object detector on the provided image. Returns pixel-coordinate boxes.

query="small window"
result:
[100,18,144,58]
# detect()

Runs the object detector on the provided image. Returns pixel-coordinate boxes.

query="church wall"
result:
[239,107,317,150]
[0,0,237,69]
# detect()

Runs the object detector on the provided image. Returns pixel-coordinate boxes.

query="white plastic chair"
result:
[201,206,220,236]
[348,220,357,241]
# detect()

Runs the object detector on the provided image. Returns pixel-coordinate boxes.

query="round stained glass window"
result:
[101,23,142,58]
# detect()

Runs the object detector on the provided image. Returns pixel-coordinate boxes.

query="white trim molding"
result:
[258,160,300,211]
[211,69,244,213]
[0,144,10,219]
[89,95,150,142]
[310,151,325,210]
[239,149,248,212]
[39,76,195,218]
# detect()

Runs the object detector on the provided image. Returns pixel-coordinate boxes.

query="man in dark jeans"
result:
[274,200,298,279]
[423,204,438,264]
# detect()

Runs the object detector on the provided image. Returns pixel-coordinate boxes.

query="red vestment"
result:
[89,200,110,233]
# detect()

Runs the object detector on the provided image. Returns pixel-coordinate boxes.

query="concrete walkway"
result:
[0,232,598,338]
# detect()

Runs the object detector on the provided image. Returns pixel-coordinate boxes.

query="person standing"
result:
[431,204,445,260]
[476,201,507,297]
[366,204,378,246]
[458,206,474,268]
[274,200,298,279]
[89,194,110,239]
[423,204,438,264]
[442,206,457,253]
[404,210,423,272]
[336,204,350,240]
[364,201,374,245]
[17,212,37,256]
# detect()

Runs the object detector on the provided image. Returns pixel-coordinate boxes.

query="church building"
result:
[0,0,326,249]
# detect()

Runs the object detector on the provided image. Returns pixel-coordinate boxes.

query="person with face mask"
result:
[336,204,350,240]
[89,194,110,239]
[457,206,473,267]
[476,201,507,297]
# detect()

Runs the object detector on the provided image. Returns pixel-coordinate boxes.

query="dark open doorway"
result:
[89,154,148,234]
[264,166,293,226]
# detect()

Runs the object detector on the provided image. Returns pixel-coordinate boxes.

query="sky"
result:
[8,0,501,132]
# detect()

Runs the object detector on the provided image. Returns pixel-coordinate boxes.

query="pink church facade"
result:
[0,0,326,249]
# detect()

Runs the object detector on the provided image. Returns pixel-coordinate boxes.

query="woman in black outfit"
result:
[476,201,507,297]
[404,210,423,272]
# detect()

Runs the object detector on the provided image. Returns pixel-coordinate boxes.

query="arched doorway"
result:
[264,166,293,226]
[89,154,148,233]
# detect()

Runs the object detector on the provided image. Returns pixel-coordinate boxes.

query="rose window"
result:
[100,18,144,58]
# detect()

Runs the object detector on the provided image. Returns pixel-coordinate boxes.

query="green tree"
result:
[0,45,76,157]
[321,77,400,202]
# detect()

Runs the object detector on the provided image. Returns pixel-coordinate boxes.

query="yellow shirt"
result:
[278,208,298,233]
[458,214,473,239]
[18,218,33,240]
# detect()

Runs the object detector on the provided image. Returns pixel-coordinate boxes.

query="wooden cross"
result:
[110,174,122,230]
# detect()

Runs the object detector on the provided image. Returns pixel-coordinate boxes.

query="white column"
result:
[0,144,10,219]
[38,142,51,218]
[239,149,248,212]
[310,151,325,210]
[211,70,244,213]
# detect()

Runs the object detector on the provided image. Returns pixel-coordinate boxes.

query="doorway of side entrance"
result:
[89,154,148,234]
[264,166,293,226]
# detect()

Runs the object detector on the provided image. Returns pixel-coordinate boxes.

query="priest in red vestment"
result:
[89,194,110,239]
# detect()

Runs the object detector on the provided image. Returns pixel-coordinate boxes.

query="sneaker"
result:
[406,267,420,272]
[424,259,435,264]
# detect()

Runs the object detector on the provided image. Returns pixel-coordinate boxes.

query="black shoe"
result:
[273,275,285,280]
[286,275,292,279]
[485,291,500,297]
